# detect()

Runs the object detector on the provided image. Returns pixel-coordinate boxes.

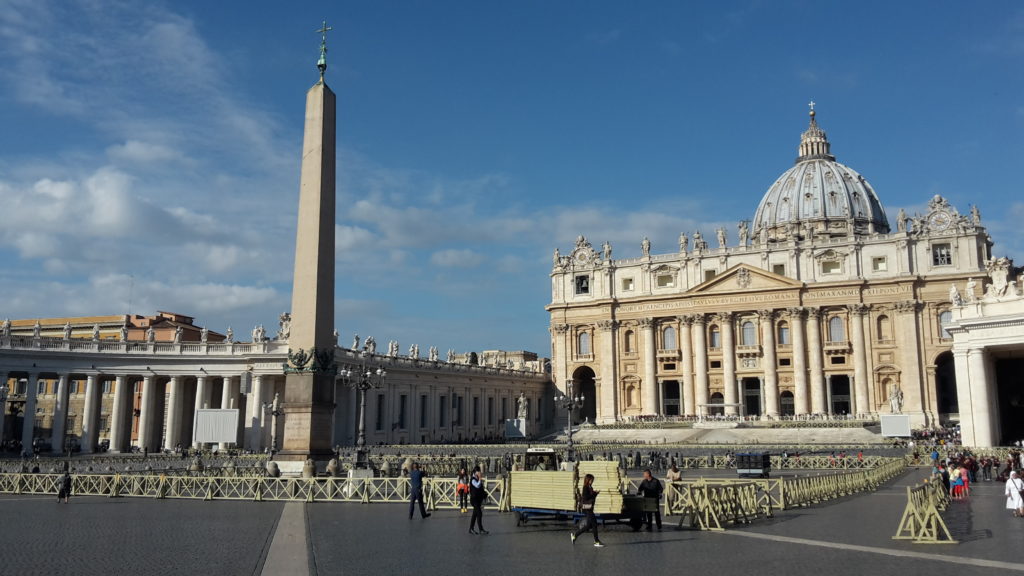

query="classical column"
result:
[850,304,870,417]
[678,315,695,416]
[692,316,709,417]
[896,300,924,426]
[640,318,658,415]
[193,375,209,449]
[246,374,265,451]
[951,348,974,444]
[967,348,993,447]
[164,376,183,451]
[109,375,128,452]
[806,308,826,414]
[551,324,570,393]
[81,375,99,453]
[719,313,738,415]
[597,320,618,423]
[137,375,155,451]
[20,373,39,455]
[50,373,69,453]
[759,310,779,418]
[220,376,235,450]
[788,308,809,415]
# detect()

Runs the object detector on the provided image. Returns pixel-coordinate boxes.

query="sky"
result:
[0,1,1022,356]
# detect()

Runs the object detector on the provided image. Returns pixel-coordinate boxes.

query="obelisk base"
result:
[277,372,336,463]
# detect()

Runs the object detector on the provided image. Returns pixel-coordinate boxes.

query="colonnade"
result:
[0,369,280,455]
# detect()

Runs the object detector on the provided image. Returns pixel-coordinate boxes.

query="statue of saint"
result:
[966,277,977,303]
[277,313,291,341]
[0,318,9,339]
[119,325,128,342]
[971,204,981,225]
[692,230,703,250]
[896,208,907,232]
[352,333,360,350]
[365,336,377,354]
[200,326,209,343]
[602,241,612,260]
[949,283,963,306]
[32,320,41,339]
[737,221,749,247]
[63,322,72,340]
[889,384,903,414]
[641,237,651,257]
[174,326,183,343]
[678,232,688,253]
[92,324,101,341]
[517,392,528,420]
[716,227,727,248]
[224,327,233,343]
[146,327,156,343]
[552,247,560,266]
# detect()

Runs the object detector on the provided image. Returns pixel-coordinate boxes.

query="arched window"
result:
[578,332,591,355]
[709,325,721,349]
[777,321,790,345]
[623,330,635,353]
[938,310,952,339]
[876,315,892,341]
[828,316,845,342]
[740,321,756,346]
[662,326,677,350]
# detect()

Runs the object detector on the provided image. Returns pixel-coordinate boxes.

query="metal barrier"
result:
[667,479,771,531]
[0,472,508,509]
[892,477,956,544]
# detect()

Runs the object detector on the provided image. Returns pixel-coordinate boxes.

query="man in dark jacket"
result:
[637,469,663,531]
[408,462,431,519]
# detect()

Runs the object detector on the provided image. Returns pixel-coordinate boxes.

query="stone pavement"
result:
[1,470,1022,575]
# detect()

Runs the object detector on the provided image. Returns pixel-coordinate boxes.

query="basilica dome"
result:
[753,107,889,241]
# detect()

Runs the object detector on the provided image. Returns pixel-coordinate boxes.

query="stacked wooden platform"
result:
[578,461,624,514]
[509,470,576,510]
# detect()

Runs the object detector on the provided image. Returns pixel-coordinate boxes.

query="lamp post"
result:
[0,383,8,449]
[338,350,386,469]
[262,392,283,456]
[554,379,585,462]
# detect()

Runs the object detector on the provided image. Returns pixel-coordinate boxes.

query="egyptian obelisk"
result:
[280,22,337,462]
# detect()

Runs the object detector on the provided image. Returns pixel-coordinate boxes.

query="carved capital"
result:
[690,313,707,326]
[805,307,821,319]
[676,314,694,326]
[638,317,656,329]
[597,320,618,331]
[551,323,570,335]
[848,303,870,316]
[712,312,733,324]
[786,307,805,319]
[894,300,920,314]
[757,309,775,321]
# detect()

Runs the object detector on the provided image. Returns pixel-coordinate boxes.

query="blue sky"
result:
[0,1,1022,356]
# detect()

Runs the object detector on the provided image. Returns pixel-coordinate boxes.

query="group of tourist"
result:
[929,447,1024,516]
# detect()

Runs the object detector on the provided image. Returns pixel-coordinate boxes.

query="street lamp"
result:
[554,379,584,462]
[338,350,386,469]
[262,392,283,456]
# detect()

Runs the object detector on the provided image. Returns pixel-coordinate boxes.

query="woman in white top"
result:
[1005,471,1024,517]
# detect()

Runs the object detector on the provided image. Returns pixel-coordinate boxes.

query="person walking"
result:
[571,473,603,547]
[1006,471,1024,517]
[456,468,470,513]
[637,469,663,531]
[57,471,71,503]
[468,470,488,534]
[408,462,431,520]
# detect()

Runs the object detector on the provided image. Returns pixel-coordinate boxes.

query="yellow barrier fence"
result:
[892,477,956,544]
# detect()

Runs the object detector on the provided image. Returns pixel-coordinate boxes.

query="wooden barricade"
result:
[893,480,957,544]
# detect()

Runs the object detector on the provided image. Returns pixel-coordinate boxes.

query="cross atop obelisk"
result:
[280,23,339,462]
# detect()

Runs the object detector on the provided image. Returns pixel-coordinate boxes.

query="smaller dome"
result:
[753,106,889,242]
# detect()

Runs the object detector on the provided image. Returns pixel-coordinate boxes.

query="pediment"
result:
[688,264,802,294]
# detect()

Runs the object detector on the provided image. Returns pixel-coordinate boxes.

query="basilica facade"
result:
[548,108,995,432]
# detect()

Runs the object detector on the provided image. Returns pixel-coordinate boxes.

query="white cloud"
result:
[107,140,183,164]
[430,249,484,268]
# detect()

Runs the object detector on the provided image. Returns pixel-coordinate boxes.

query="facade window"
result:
[472,396,479,427]
[419,394,428,428]
[16,379,26,395]
[102,381,112,395]
[709,326,721,348]
[662,326,676,350]
[939,310,952,339]
[397,395,407,430]
[133,381,142,394]
[574,275,590,295]
[872,256,888,272]
[710,360,722,369]
[578,332,591,355]
[876,315,892,341]
[375,393,385,431]
[778,358,792,367]
[624,330,635,353]
[501,397,508,421]
[455,396,463,427]
[828,316,845,342]
[439,395,448,427]
[777,321,790,345]
[38,380,46,395]
[69,380,80,395]
[621,277,634,291]
[656,274,674,288]
[488,397,494,425]
[772,264,786,276]
[740,321,756,346]
[821,260,841,274]
[704,269,717,282]
[932,244,952,266]
[99,417,109,432]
